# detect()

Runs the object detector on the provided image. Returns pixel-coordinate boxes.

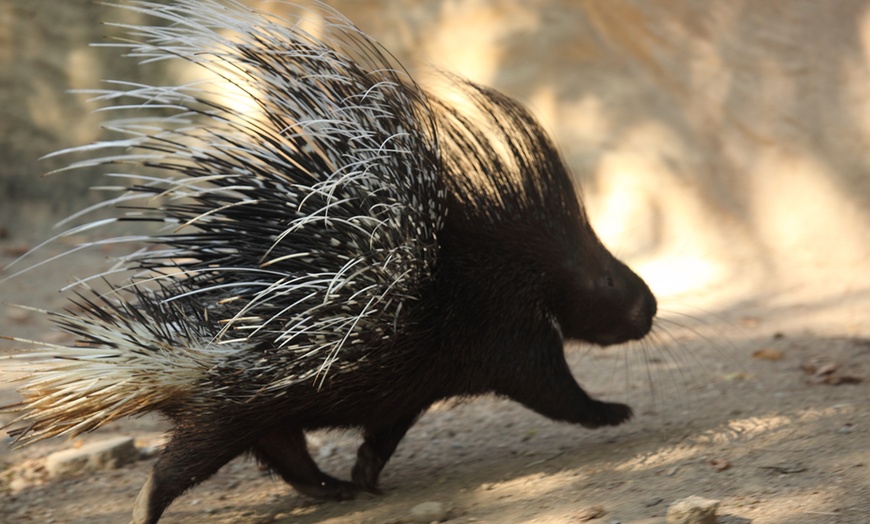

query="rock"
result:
[666,496,720,524]
[45,436,138,478]
[137,444,163,460]
[409,501,447,523]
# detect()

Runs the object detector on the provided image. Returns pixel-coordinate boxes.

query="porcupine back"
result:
[4,0,443,443]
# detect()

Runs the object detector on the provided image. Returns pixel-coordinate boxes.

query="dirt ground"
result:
[0,233,868,524]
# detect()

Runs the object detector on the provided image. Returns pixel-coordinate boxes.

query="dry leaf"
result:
[572,505,606,521]
[709,458,732,471]
[752,347,784,361]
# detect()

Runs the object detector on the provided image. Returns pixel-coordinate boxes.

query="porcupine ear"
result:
[3,0,445,444]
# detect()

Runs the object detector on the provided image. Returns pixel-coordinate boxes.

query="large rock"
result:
[45,436,139,478]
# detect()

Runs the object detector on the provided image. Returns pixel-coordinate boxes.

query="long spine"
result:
[4,0,441,444]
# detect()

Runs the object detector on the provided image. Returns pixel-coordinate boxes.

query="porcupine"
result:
[2,1,657,522]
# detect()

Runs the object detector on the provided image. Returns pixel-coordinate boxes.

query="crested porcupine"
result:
[2,0,657,522]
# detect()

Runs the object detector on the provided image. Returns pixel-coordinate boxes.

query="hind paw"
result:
[293,476,359,501]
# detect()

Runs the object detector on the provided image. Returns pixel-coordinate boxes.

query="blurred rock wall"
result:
[2,0,869,299]
[0,1,175,227]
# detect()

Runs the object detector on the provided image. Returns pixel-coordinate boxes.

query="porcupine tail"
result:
[3,284,243,443]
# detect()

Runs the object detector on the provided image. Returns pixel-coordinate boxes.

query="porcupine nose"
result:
[628,289,657,340]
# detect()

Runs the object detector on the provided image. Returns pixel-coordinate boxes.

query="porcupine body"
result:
[3,1,657,523]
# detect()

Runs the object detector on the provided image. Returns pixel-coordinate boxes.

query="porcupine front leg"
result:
[496,329,633,429]
[253,427,358,500]
[352,410,423,493]
[132,421,254,524]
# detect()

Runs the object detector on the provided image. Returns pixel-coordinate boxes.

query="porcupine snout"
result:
[627,287,657,340]
[612,258,657,343]
[584,259,657,346]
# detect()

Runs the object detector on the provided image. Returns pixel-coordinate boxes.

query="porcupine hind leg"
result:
[352,410,423,493]
[253,427,359,500]
[132,421,255,524]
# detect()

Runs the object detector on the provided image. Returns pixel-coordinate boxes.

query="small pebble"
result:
[409,501,447,523]
[837,423,855,434]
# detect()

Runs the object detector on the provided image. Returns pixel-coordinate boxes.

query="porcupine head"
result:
[0,1,657,523]
[412,76,659,433]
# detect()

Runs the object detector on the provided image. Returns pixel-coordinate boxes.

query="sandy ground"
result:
[0,233,868,524]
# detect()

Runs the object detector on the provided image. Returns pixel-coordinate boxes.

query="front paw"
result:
[579,400,633,429]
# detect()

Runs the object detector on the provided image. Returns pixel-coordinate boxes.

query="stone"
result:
[666,496,720,524]
[409,501,448,523]
[45,436,138,478]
